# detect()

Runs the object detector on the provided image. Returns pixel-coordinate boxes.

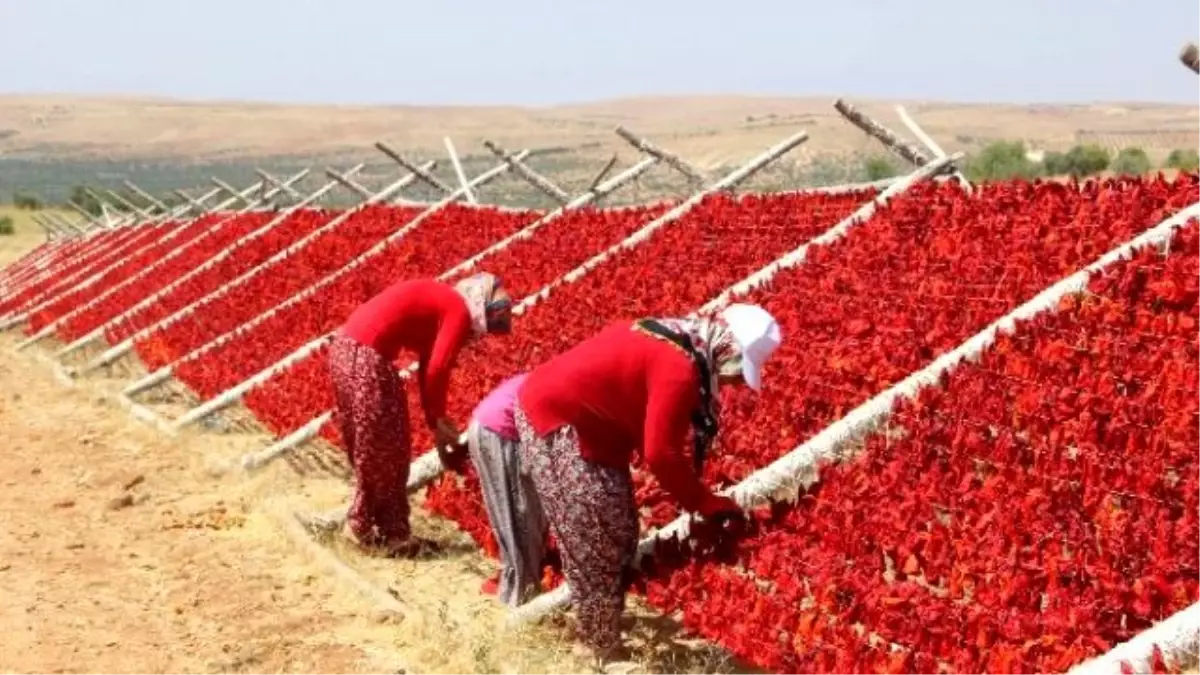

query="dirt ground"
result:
[0,331,742,674]
[0,343,419,673]
[0,210,734,675]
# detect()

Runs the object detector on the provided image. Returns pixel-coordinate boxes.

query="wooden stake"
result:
[614,126,707,187]
[251,170,305,202]
[122,180,171,213]
[443,137,477,205]
[323,168,374,201]
[893,105,973,193]
[483,140,570,205]
[588,154,619,193]
[374,142,453,194]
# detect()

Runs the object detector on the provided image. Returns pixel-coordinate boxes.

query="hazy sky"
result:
[2,0,1197,106]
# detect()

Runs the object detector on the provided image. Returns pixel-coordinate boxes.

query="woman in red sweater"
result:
[330,272,512,557]
[515,303,782,662]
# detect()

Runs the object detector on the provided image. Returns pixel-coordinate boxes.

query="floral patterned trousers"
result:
[328,333,412,545]
[514,404,639,652]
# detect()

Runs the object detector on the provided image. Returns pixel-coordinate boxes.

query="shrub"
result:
[862,155,902,181]
[1165,148,1200,171]
[965,141,1043,182]
[12,192,42,210]
[0,216,14,235]
[1110,147,1152,176]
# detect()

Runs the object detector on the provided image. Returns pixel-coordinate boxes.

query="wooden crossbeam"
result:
[122,181,171,214]
[374,142,453,194]
[614,126,707,187]
[323,168,374,200]
[105,189,155,220]
[210,178,257,208]
[588,154,619,192]
[252,170,305,202]
[482,140,570,205]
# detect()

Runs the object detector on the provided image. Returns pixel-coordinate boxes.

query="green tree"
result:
[1060,144,1111,177]
[12,191,42,210]
[862,155,902,181]
[1165,148,1200,171]
[68,185,104,216]
[964,141,1044,182]
[1110,147,1152,176]
[1042,151,1069,176]
[0,216,14,236]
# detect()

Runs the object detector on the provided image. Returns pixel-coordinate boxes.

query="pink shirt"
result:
[472,374,528,440]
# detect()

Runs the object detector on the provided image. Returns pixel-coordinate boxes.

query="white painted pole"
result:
[894,105,972,193]
[443,137,477,205]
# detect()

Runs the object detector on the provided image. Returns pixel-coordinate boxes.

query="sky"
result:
[1,0,1197,106]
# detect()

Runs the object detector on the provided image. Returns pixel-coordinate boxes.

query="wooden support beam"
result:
[588,154,619,193]
[105,189,154,220]
[442,137,477,205]
[482,140,570,205]
[173,189,207,212]
[121,180,171,213]
[42,211,84,236]
[67,201,110,230]
[210,178,256,208]
[374,142,453,194]
[323,168,374,201]
[614,126,706,187]
[834,98,933,168]
[252,170,305,202]
[893,105,973,194]
[83,188,138,226]
[30,214,58,239]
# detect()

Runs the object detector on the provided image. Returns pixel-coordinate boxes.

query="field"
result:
[0,86,1197,674]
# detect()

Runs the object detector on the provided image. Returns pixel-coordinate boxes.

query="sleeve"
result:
[418,307,472,430]
[642,368,715,513]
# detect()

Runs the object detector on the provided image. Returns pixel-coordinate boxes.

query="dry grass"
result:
[0,205,83,267]
[2,94,1196,168]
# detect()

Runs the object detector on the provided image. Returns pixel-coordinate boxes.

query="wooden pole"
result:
[614,126,707,188]
[893,105,973,193]
[122,180,171,213]
[443,137,478,205]
[587,154,619,193]
[374,142,454,195]
[482,140,570,205]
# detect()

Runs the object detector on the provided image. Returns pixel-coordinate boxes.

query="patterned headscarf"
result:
[454,272,511,335]
[632,316,742,471]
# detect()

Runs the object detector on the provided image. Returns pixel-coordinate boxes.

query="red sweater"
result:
[518,321,714,512]
[340,279,472,428]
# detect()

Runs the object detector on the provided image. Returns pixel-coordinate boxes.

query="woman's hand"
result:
[434,418,467,473]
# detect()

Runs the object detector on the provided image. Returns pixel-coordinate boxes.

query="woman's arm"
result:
[419,311,472,432]
[642,373,724,514]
